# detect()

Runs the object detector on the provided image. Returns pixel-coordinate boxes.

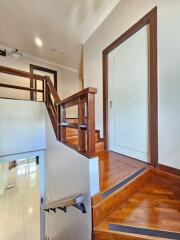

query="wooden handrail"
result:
[57,87,97,156]
[45,76,61,104]
[60,87,97,105]
[44,194,86,214]
[0,83,43,92]
[0,65,44,80]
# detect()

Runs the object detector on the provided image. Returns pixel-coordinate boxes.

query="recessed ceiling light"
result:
[35,37,43,47]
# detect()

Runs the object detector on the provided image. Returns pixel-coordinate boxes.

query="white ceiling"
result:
[0,0,120,71]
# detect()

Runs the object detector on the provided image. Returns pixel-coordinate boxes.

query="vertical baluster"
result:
[34,78,37,101]
[56,104,60,141]
[46,84,50,108]
[78,96,86,152]
[60,105,66,142]
[30,68,34,100]
[86,93,96,156]
[42,78,45,102]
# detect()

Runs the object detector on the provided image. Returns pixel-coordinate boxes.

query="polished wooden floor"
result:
[97,180,180,233]
[97,151,148,192]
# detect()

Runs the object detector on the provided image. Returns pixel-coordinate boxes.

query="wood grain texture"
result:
[0,83,43,92]
[45,75,61,104]
[78,97,86,151]
[158,164,180,176]
[105,180,180,233]
[60,87,97,106]
[0,65,44,80]
[95,141,105,154]
[93,168,152,227]
[153,168,180,190]
[65,122,104,154]
[97,151,148,192]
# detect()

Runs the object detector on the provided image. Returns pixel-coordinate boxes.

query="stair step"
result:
[94,177,180,240]
[97,151,148,193]
[94,224,161,240]
[95,140,104,153]
[65,126,104,153]
[92,167,152,227]
[94,223,168,240]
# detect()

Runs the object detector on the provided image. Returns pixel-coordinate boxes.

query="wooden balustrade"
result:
[0,65,97,157]
[44,74,97,156]
[0,65,45,101]
[58,87,97,156]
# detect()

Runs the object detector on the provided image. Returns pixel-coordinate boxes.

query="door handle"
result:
[110,100,112,108]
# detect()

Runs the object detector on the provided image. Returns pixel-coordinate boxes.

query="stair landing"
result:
[97,151,148,193]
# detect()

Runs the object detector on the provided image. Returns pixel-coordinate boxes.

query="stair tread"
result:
[97,151,148,193]
[94,224,166,240]
[94,180,180,239]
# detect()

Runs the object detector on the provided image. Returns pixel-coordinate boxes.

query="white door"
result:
[108,25,150,162]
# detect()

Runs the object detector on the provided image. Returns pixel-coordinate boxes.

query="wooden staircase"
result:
[65,119,104,153]
[92,152,180,240]
[0,65,104,156]
[0,65,180,240]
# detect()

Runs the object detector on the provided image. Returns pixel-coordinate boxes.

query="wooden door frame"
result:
[103,7,158,167]
[30,64,57,100]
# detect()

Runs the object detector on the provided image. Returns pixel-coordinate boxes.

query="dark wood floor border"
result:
[158,164,180,176]
[109,224,180,239]
[103,7,158,167]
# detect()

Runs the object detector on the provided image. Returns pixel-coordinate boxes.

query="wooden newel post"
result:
[86,92,96,156]
[78,96,86,152]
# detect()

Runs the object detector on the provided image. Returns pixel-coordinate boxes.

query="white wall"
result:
[0,99,46,156]
[61,68,82,118]
[44,109,99,240]
[83,0,180,169]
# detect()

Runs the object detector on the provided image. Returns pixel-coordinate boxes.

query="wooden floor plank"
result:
[97,151,148,192]
[93,168,152,227]
[105,180,180,233]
